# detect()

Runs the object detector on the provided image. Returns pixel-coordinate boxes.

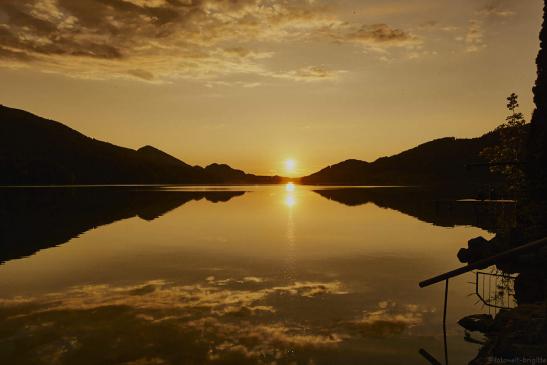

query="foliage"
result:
[480,93,528,192]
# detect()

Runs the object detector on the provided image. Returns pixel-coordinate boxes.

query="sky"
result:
[0,0,543,176]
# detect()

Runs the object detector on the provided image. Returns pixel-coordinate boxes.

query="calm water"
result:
[0,185,498,364]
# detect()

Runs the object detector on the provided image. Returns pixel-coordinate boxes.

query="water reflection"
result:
[284,183,297,208]
[284,183,297,283]
[0,185,498,364]
[284,195,296,208]
[1,275,448,364]
[0,278,343,364]
[0,187,246,264]
[285,182,295,192]
[454,196,547,364]
[314,187,516,233]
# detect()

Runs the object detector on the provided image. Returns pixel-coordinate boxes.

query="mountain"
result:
[0,105,281,185]
[301,133,504,186]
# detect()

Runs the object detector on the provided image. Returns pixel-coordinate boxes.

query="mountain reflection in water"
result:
[313,187,516,233]
[0,185,500,364]
[0,187,246,264]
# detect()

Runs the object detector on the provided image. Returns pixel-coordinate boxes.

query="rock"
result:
[469,236,490,250]
[469,304,547,364]
[457,236,495,265]
[457,247,470,263]
[458,314,495,333]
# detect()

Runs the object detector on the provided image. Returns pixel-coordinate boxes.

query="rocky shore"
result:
[460,304,547,365]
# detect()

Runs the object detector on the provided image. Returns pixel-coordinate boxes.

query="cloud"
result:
[457,1,515,54]
[0,278,347,314]
[333,23,420,48]
[275,65,343,82]
[464,20,486,53]
[0,277,350,363]
[348,300,434,337]
[0,0,418,82]
[0,277,444,364]
[127,68,155,81]
[477,2,515,18]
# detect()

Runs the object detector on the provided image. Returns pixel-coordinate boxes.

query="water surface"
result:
[0,185,499,364]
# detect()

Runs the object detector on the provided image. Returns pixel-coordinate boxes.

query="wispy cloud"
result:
[0,278,349,362]
[0,277,444,364]
[477,2,516,18]
[274,65,344,82]
[329,23,420,48]
[457,1,516,54]
[464,19,486,53]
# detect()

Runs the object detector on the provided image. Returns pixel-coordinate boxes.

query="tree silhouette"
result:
[507,93,520,113]
[481,93,527,191]
[527,0,547,193]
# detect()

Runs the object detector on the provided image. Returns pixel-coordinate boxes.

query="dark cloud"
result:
[0,0,418,81]
[1,3,57,32]
[127,68,155,80]
[347,24,418,45]
[0,46,34,61]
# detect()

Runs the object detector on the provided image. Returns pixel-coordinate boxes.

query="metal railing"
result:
[418,236,547,365]
[475,271,516,311]
[419,236,547,288]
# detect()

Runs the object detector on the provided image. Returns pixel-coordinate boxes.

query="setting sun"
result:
[1,0,546,363]
[284,159,296,174]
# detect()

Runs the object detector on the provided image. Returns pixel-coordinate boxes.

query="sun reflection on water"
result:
[284,183,297,207]
[285,182,295,192]
[283,183,297,282]
[285,195,296,207]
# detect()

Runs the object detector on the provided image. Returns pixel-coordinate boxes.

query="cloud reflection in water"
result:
[0,276,434,364]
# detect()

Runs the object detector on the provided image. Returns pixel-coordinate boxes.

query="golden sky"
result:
[0,0,542,176]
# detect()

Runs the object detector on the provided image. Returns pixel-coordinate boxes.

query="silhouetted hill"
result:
[203,163,246,183]
[0,105,281,185]
[301,134,503,186]
[0,187,246,264]
[136,145,193,168]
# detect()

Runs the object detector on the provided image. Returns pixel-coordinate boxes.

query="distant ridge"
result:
[137,145,192,168]
[301,134,503,186]
[1,104,509,186]
[0,105,281,185]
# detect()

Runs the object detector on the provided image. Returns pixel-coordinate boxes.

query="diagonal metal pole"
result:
[418,348,443,365]
[419,236,547,288]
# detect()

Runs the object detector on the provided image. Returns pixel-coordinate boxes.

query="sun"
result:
[284,159,296,174]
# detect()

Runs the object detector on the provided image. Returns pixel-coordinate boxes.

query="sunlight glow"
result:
[284,159,296,174]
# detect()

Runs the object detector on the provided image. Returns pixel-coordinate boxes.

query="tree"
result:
[526,0,547,196]
[480,93,528,192]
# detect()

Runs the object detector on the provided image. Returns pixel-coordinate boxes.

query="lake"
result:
[0,185,503,364]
